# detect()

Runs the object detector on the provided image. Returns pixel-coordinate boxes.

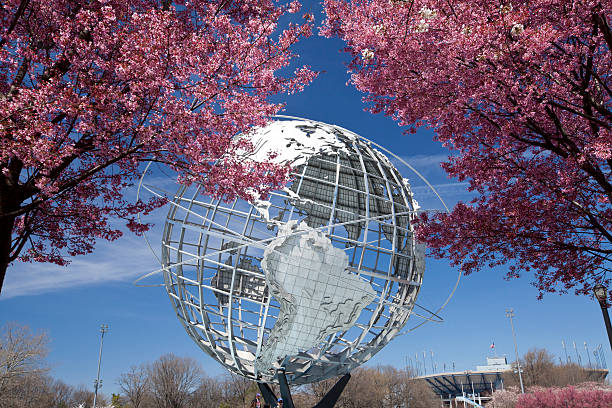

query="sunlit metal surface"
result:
[157,118,425,384]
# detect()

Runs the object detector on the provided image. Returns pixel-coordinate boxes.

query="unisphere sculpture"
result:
[151,117,430,404]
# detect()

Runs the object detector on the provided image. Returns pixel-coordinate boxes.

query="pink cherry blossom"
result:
[516,385,612,407]
[493,384,612,408]
[0,0,315,295]
[323,0,612,298]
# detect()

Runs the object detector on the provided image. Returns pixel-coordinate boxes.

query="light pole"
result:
[430,350,435,374]
[506,309,525,393]
[584,342,592,368]
[422,350,427,375]
[93,324,109,408]
[562,340,569,364]
[593,284,612,351]
[573,341,582,366]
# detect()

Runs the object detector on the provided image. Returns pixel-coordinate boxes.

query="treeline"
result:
[3,323,610,408]
[491,348,612,408]
[115,360,439,408]
[0,323,438,408]
[503,348,608,388]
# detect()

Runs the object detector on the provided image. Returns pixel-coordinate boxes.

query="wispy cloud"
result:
[400,153,450,171]
[412,181,471,196]
[389,152,453,176]
[2,160,474,300]
[412,182,473,211]
[2,237,160,300]
[387,153,472,209]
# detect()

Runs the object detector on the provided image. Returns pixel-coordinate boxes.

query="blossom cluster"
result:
[323,0,612,296]
[0,0,314,270]
[493,384,612,408]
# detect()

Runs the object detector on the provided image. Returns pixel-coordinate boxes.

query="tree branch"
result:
[0,0,30,48]
[594,13,612,52]
[1,143,145,220]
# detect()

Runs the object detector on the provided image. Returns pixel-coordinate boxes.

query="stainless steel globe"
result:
[159,118,425,385]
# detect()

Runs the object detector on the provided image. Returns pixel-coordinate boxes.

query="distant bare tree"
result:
[521,348,556,386]
[148,354,202,408]
[551,363,605,386]
[188,373,266,408]
[308,376,333,402]
[223,373,257,407]
[379,366,437,408]
[0,322,122,408]
[118,364,150,408]
[0,322,49,406]
[0,373,88,408]
[49,379,76,408]
[504,347,607,388]
[289,389,316,408]
[72,386,106,408]
[308,366,437,408]
[401,378,440,408]
[0,373,49,408]
[189,376,225,408]
[0,322,48,392]
[309,369,384,408]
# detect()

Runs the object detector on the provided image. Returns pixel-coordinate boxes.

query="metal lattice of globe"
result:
[160,118,425,385]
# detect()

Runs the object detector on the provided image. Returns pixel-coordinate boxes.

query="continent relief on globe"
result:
[255,221,376,375]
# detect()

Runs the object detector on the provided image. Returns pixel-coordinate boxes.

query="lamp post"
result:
[93,324,109,408]
[506,309,525,394]
[593,284,612,351]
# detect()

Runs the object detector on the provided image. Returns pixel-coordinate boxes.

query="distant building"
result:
[417,356,608,407]
[475,356,512,372]
[416,356,507,407]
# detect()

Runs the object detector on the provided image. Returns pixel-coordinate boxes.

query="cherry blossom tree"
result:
[516,385,612,408]
[323,0,612,297]
[0,0,315,294]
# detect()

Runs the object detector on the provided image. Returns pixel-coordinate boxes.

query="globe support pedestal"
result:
[277,370,295,408]
[257,382,279,407]
[312,373,352,408]
[257,372,351,408]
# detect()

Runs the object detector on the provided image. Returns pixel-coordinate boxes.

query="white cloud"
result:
[401,153,450,170]
[387,153,471,208]
[1,158,474,300]
[389,153,452,184]
[412,182,472,211]
[412,181,471,196]
[2,237,160,300]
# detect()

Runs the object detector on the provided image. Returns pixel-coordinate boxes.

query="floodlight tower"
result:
[93,324,109,408]
[505,309,525,394]
[584,342,592,368]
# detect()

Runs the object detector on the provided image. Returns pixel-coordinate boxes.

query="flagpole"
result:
[506,309,525,394]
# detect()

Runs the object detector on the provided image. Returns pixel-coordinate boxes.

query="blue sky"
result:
[1,1,609,397]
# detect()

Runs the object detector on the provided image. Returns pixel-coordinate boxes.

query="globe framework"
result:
[160,117,425,385]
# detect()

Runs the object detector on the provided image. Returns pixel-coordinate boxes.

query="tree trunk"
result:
[0,215,15,296]
[0,157,22,297]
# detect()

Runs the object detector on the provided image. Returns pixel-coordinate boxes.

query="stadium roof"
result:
[417,368,609,398]
[416,371,504,397]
